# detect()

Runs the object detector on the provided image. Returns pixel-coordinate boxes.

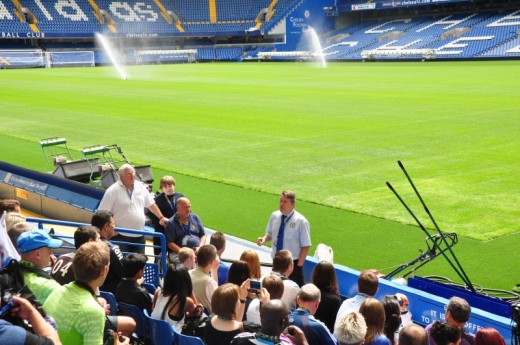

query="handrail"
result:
[26,216,167,278]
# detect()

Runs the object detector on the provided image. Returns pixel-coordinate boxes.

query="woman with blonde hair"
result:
[359,298,391,345]
[240,250,262,280]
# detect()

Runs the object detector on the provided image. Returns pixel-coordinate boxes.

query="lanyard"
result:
[180,216,192,235]
[165,194,176,211]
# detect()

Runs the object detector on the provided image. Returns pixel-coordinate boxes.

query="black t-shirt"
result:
[100,240,125,293]
[314,290,341,333]
[115,279,153,314]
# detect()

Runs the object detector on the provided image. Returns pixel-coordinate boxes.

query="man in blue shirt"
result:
[210,231,229,285]
[288,283,337,345]
[165,197,206,263]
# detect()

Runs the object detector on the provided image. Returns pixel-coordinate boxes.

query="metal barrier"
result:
[27,216,167,283]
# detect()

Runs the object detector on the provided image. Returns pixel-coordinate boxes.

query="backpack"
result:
[181,313,211,338]
[0,258,28,294]
[0,258,49,327]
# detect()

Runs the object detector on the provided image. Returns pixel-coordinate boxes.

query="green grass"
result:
[1,61,519,291]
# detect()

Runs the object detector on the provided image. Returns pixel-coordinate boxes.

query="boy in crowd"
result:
[115,253,153,313]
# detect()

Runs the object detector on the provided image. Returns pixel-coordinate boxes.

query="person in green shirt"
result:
[17,230,62,304]
[43,241,130,345]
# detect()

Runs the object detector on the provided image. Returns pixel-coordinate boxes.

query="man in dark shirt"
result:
[91,210,125,293]
[164,197,206,263]
[147,175,185,257]
[115,253,152,313]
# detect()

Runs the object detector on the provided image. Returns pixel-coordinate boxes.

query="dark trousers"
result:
[289,260,304,287]
[111,234,145,254]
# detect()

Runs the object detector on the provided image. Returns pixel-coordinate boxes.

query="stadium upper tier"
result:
[1,0,520,61]
[321,9,520,60]
[0,0,296,36]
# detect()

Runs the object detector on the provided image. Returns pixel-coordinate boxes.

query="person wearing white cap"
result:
[17,230,62,304]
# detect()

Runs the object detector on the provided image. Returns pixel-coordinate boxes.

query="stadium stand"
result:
[1,0,520,66]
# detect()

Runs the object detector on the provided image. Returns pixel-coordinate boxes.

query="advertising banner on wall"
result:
[285,0,336,50]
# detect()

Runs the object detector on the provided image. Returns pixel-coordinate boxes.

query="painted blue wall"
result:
[285,0,336,50]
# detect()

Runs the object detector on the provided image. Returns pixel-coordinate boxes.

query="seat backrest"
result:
[142,282,157,294]
[143,310,177,345]
[144,263,160,286]
[118,303,146,340]
[99,290,118,316]
[174,327,206,345]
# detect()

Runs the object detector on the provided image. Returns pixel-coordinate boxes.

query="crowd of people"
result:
[0,165,509,345]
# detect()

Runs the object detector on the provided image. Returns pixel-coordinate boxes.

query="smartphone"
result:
[250,280,261,291]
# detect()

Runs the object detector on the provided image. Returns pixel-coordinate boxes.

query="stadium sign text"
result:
[1,32,45,38]
[290,16,308,29]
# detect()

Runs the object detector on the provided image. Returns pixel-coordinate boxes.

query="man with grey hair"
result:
[334,311,367,345]
[98,164,169,254]
[398,324,428,345]
[425,296,475,345]
[288,283,337,345]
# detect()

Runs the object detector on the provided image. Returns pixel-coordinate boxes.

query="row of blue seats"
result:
[0,0,301,34]
[320,9,520,60]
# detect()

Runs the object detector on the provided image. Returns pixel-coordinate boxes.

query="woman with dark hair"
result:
[381,295,401,345]
[227,261,253,321]
[430,321,462,345]
[227,261,251,287]
[311,261,341,332]
[203,282,249,345]
[151,265,201,332]
[475,327,506,345]
[359,298,391,345]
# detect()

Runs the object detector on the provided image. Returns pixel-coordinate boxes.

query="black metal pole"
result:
[396,161,475,293]
[386,181,469,286]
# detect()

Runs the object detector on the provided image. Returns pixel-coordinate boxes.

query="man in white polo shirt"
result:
[257,190,311,287]
[98,164,169,254]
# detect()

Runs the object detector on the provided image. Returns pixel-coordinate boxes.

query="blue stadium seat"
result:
[100,290,119,316]
[118,303,147,341]
[143,310,177,345]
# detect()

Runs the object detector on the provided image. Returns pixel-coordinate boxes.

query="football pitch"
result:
[1,61,519,292]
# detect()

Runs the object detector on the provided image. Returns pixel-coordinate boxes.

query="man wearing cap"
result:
[17,230,62,304]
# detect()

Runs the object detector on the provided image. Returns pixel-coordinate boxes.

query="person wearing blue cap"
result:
[17,230,62,304]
